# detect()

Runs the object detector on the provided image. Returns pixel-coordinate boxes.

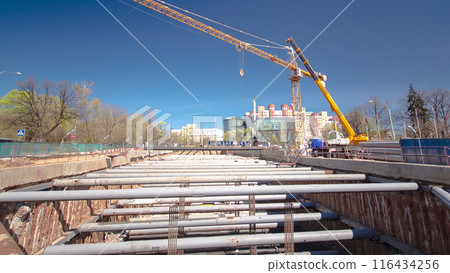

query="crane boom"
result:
[287,37,368,145]
[133,0,320,80]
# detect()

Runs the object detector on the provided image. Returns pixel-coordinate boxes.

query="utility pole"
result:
[402,111,407,138]
[214,117,217,144]
[368,100,380,139]
[429,107,439,138]
[385,103,396,140]
[415,109,423,138]
[375,110,380,140]
[364,116,370,139]
[252,97,257,136]
[60,127,76,154]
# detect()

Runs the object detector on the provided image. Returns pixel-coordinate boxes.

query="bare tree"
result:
[1,77,76,141]
[364,96,389,139]
[99,104,127,143]
[42,80,76,140]
[425,88,450,137]
[73,82,99,142]
[345,105,365,138]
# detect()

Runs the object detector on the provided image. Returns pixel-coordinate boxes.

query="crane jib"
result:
[134,0,367,145]
[133,0,317,78]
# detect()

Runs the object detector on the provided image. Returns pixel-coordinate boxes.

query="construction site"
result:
[0,0,449,265]
[0,146,448,255]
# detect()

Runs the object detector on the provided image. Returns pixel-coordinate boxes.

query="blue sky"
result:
[1,0,449,129]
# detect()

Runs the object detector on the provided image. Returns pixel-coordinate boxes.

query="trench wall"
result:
[236,150,450,254]
[0,150,172,254]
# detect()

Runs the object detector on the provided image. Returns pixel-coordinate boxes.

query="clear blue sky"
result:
[1,0,449,129]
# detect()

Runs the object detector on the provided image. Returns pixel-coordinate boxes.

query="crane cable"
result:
[117,0,211,39]
[237,48,245,99]
[154,0,284,48]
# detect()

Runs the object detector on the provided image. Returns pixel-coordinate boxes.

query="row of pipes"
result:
[0,154,426,254]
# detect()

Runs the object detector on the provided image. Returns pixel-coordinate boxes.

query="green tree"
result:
[236,129,244,142]
[180,124,197,145]
[223,131,235,141]
[152,121,167,145]
[407,84,430,136]
[320,124,335,139]
[243,128,253,141]
[270,134,279,145]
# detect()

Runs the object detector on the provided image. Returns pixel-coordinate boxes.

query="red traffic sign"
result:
[71,135,75,139]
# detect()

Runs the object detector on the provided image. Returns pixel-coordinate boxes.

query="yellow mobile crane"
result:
[287,37,368,146]
[133,0,368,147]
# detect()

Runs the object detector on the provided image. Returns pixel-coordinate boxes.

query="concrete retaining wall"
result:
[0,158,108,190]
[0,149,175,254]
[234,150,449,185]
[0,150,173,191]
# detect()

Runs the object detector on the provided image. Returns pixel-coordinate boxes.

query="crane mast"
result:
[289,51,304,148]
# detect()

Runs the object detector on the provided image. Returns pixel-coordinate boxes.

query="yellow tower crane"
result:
[133,0,368,147]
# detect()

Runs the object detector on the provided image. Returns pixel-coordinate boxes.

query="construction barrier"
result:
[0,141,129,156]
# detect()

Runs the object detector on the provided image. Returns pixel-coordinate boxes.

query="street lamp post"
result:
[429,107,439,138]
[402,111,407,138]
[123,138,129,150]
[101,135,110,150]
[364,116,369,138]
[252,97,257,144]
[408,125,424,164]
[407,125,417,137]
[384,103,396,140]
[60,127,76,154]
[0,71,22,76]
[414,109,423,139]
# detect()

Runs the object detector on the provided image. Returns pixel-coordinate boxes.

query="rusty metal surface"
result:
[284,202,294,254]
[0,222,23,255]
[168,206,178,255]
[0,185,132,254]
[248,194,257,255]
[303,182,450,254]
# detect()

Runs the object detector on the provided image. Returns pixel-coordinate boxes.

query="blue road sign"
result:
[16,129,25,136]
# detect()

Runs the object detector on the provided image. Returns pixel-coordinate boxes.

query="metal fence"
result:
[0,141,127,156]
[400,138,450,166]
[401,145,450,166]
[310,141,450,166]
